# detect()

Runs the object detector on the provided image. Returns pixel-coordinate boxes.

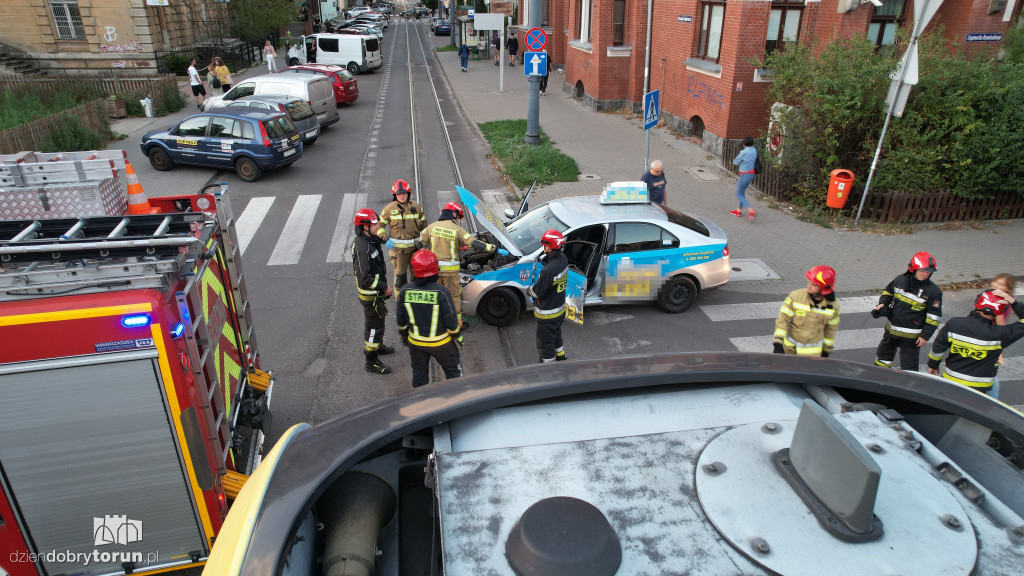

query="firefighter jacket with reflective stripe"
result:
[774,289,841,355]
[352,234,388,301]
[419,219,494,271]
[377,200,426,246]
[396,279,459,346]
[878,272,943,340]
[927,301,1024,389]
[528,250,568,319]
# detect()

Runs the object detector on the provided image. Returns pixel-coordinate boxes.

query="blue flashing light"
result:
[171,322,185,338]
[121,314,151,328]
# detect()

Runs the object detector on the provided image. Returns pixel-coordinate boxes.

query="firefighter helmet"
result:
[353,208,379,226]
[442,202,465,219]
[540,229,566,250]
[392,179,411,199]
[411,249,440,278]
[975,290,1009,317]
[908,251,937,273]
[805,265,836,295]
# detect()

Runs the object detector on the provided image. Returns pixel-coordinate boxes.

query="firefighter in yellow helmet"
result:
[773,265,840,356]
[378,179,426,296]
[418,202,507,329]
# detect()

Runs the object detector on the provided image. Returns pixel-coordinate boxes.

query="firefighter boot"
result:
[395,273,408,293]
[365,350,392,374]
[378,343,396,355]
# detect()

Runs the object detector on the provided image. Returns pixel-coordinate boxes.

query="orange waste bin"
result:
[827,169,855,209]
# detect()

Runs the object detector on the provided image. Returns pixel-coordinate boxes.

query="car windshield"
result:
[504,205,568,254]
[660,205,711,237]
[284,100,315,121]
[262,115,296,139]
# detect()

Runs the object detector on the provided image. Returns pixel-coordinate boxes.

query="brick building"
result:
[516,0,1021,153]
[0,0,229,75]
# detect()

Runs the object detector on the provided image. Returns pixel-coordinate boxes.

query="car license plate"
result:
[283,148,296,157]
[305,130,317,139]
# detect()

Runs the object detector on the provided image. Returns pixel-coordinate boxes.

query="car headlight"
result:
[460,274,474,287]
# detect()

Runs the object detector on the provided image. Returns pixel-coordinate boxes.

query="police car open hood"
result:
[456,185,522,257]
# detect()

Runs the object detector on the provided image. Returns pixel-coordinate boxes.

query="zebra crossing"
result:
[234,190,510,266]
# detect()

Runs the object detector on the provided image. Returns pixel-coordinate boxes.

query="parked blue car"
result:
[140,110,302,182]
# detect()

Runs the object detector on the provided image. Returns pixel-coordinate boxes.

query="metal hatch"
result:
[456,185,523,257]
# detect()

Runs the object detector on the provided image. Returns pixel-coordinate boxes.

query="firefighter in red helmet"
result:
[872,251,943,371]
[395,249,463,388]
[773,265,840,356]
[378,179,426,297]
[529,229,569,363]
[352,208,394,374]
[418,202,506,330]
[928,288,1024,396]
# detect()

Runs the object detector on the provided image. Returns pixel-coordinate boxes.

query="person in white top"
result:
[263,40,278,72]
[187,58,208,110]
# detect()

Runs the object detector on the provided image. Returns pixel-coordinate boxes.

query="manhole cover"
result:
[728,258,781,281]
[685,167,721,182]
[579,174,600,180]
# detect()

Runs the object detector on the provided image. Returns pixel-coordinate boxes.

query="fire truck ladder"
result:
[0,213,208,298]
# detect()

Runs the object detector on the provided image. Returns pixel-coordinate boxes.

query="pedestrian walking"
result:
[731,136,757,221]
[927,289,1024,396]
[352,208,396,374]
[492,31,501,66]
[263,40,278,72]
[396,250,464,388]
[211,57,232,93]
[458,43,469,72]
[187,58,208,110]
[378,179,426,296]
[640,160,667,205]
[773,265,840,356]
[872,252,943,371]
[539,65,549,95]
[529,230,569,363]
[418,202,502,330]
[506,30,519,67]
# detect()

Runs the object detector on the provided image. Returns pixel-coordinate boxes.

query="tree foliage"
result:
[229,0,297,41]
[765,30,1024,201]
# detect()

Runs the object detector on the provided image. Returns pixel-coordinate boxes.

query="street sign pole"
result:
[643,90,659,173]
[523,6,543,146]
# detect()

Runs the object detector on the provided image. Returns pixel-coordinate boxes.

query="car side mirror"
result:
[504,208,515,219]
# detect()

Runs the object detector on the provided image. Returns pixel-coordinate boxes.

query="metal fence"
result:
[720,139,1024,224]
[0,100,105,154]
[155,40,264,77]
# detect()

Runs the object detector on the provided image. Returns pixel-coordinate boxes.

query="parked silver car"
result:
[224,95,322,145]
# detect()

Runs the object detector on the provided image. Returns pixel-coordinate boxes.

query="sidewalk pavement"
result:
[429,35,1023,295]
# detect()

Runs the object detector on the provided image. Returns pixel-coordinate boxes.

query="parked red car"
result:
[278,64,359,105]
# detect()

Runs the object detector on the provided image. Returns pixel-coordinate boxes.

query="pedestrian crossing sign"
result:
[643,90,660,131]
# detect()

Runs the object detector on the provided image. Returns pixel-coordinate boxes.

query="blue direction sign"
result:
[525,28,547,51]
[643,90,660,130]
[525,52,547,77]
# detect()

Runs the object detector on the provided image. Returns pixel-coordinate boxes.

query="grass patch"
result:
[436,44,458,52]
[478,119,580,188]
[0,84,103,130]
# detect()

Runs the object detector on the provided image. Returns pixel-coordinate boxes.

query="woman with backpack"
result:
[731,136,758,222]
[210,57,232,93]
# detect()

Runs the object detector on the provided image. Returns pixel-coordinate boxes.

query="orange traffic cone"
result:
[124,161,159,214]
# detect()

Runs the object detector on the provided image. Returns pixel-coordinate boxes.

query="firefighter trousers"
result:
[362,299,387,351]
[389,247,415,287]
[875,332,920,371]
[409,341,463,388]
[536,313,566,362]
[439,272,463,324]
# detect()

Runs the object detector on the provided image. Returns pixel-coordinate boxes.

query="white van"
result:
[287,34,383,75]
[204,74,340,128]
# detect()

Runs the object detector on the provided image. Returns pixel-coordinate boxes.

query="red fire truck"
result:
[0,184,273,576]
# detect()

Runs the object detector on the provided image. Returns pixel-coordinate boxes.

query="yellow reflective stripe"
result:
[773,329,788,338]
[827,318,840,326]
[948,338,1001,351]
[941,370,993,388]
[823,338,835,346]
[928,352,943,361]
[926,318,940,326]
[535,306,566,319]
[439,264,460,271]
[809,307,835,317]
[791,302,811,311]
[404,302,417,337]
[795,346,823,355]
[779,307,794,317]
[409,335,452,346]
[430,304,439,336]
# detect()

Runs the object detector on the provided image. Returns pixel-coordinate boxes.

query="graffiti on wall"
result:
[686,77,724,110]
[99,26,142,52]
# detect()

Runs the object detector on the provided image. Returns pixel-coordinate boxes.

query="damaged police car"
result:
[456,183,730,327]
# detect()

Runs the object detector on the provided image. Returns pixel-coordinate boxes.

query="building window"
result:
[697,1,726,61]
[542,0,549,27]
[765,1,802,55]
[868,0,906,48]
[577,0,593,42]
[613,0,626,46]
[50,1,85,39]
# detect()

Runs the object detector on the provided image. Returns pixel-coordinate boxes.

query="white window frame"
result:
[577,0,593,43]
[50,0,86,40]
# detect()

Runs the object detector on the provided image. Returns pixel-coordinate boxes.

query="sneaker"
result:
[748,210,757,222]
[729,210,742,217]
[540,90,545,95]
[495,61,499,66]
[197,104,203,111]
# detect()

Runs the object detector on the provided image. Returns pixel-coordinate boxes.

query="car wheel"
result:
[657,276,698,313]
[148,147,173,171]
[235,157,263,182]
[347,62,360,75]
[477,287,521,327]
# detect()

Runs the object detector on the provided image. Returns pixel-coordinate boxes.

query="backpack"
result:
[210,75,221,89]
[753,155,764,175]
